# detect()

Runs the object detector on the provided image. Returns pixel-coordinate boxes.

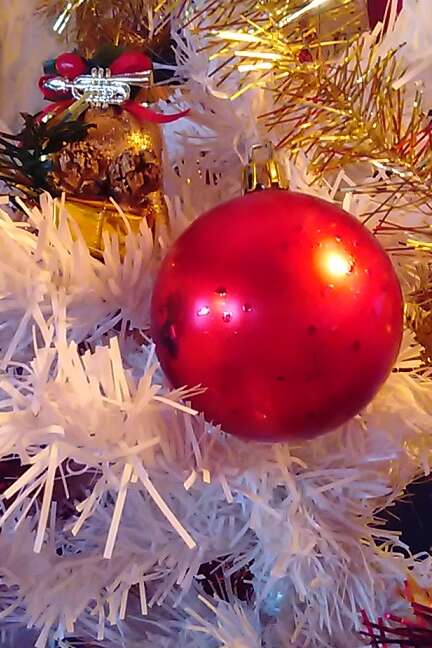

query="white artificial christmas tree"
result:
[0,1,431,646]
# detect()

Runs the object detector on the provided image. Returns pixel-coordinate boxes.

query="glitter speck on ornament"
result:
[197,306,211,317]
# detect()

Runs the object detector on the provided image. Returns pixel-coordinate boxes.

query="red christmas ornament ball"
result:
[151,190,403,442]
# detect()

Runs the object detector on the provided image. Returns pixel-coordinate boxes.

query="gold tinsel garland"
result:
[405,251,432,367]
[37,0,367,68]
[264,40,432,206]
[37,0,173,55]
[183,0,366,96]
[182,1,432,208]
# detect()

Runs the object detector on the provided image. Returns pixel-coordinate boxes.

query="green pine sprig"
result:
[0,111,93,200]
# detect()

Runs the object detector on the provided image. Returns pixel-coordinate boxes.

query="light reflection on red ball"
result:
[151,189,404,442]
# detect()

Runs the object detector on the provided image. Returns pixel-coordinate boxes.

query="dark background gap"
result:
[381,476,432,555]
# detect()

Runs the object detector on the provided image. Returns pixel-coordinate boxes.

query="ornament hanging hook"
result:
[242,142,288,193]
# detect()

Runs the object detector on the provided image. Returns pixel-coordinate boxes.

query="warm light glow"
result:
[215,30,261,43]
[278,0,331,27]
[234,50,283,61]
[238,62,274,72]
[322,251,353,277]
[53,0,85,34]
[126,131,153,152]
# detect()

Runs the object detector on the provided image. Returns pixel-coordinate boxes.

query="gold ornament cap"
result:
[242,143,288,194]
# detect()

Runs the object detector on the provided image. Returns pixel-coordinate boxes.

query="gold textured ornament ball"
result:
[48,90,168,256]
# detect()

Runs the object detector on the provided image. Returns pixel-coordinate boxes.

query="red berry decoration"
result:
[151,190,403,442]
[110,51,152,76]
[55,52,87,79]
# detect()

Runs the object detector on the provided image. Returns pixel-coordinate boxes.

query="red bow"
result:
[38,51,189,124]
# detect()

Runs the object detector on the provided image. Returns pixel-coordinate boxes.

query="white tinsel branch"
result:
[0,1,431,646]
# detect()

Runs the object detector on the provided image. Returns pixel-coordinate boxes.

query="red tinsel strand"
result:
[362,609,381,648]
[378,616,389,648]
[412,604,432,620]
[361,607,432,647]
